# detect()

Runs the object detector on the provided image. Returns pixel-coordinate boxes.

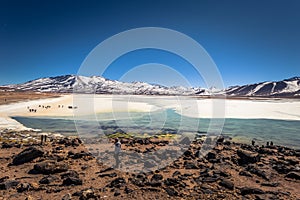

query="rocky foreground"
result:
[0,131,299,200]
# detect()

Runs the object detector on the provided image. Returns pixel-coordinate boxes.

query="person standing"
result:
[114,138,121,168]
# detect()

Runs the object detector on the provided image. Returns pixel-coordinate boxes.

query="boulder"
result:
[33,161,69,174]
[219,179,234,190]
[12,147,44,165]
[237,150,260,165]
[63,177,83,186]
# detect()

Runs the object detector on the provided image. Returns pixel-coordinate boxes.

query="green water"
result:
[13,109,300,149]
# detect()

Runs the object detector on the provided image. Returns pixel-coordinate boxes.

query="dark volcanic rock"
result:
[285,171,300,180]
[206,152,216,160]
[61,170,79,179]
[239,171,252,177]
[148,174,163,187]
[63,177,83,186]
[246,165,269,180]
[219,179,234,190]
[0,176,9,183]
[261,182,279,187]
[0,180,20,190]
[258,148,276,155]
[184,161,198,169]
[131,174,148,187]
[272,163,293,174]
[108,177,126,188]
[12,147,44,165]
[69,151,92,160]
[164,178,180,186]
[1,142,13,149]
[58,137,82,147]
[165,187,178,196]
[39,175,59,184]
[124,186,133,194]
[240,187,265,195]
[99,172,117,178]
[61,193,72,200]
[73,188,100,199]
[114,188,121,196]
[17,183,32,193]
[237,150,260,165]
[33,161,69,174]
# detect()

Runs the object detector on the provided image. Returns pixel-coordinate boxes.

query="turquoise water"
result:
[13,109,300,149]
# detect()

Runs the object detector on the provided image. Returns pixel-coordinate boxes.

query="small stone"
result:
[61,193,72,200]
[165,187,178,196]
[17,183,31,193]
[25,196,34,200]
[261,182,279,187]
[240,187,265,195]
[61,170,79,179]
[99,172,117,178]
[114,188,121,196]
[39,175,59,184]
[108,178,126,188]
[285,171,300,180]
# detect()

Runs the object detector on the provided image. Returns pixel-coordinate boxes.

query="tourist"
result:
[114,138,121,168]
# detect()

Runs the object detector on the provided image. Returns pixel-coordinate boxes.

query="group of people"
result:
[27,104,67,113]
[39,105,51,109]
[252,140,274,146]
[28,108,37,112]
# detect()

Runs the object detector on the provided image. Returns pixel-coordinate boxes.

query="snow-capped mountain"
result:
[225,77,300,97]
[5,75,207,95]
[3,75,300,97]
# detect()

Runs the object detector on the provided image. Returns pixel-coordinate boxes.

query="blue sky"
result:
[0,0,299,87]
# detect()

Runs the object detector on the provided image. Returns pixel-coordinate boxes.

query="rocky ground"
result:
[0,91,60,105]
[0,131,299,200]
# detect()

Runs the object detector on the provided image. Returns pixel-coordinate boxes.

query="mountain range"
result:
[1,75,300,97]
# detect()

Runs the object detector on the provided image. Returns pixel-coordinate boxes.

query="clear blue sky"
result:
[0,0,299,87]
